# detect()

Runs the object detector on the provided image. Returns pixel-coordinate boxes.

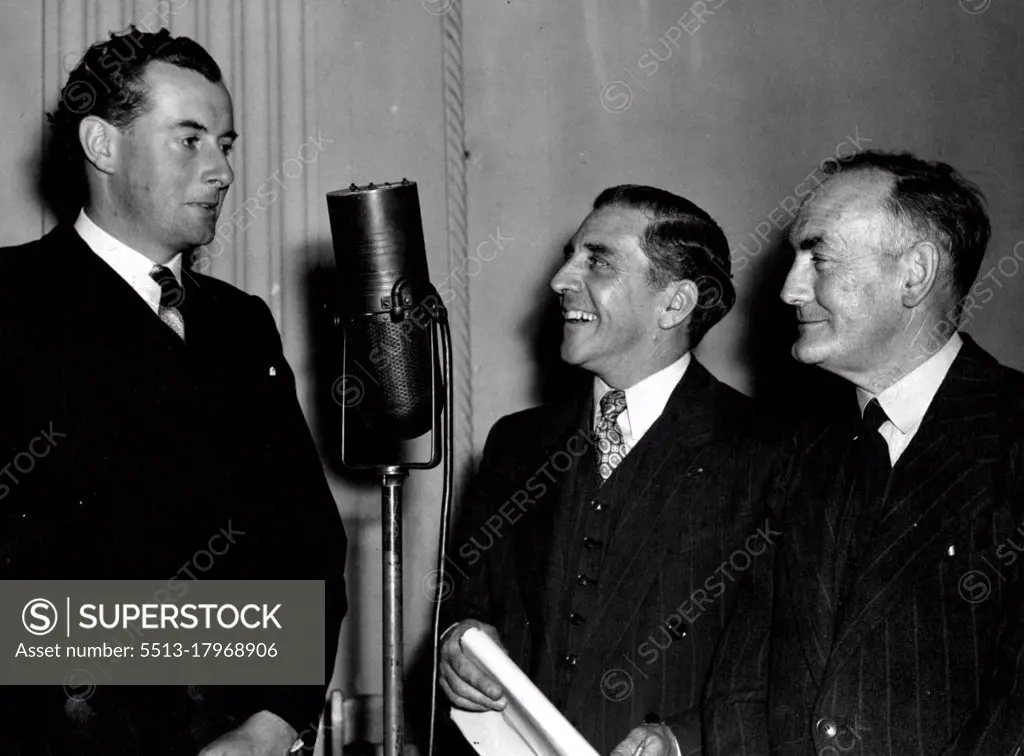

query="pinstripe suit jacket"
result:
[704,334,1024,756]
[442,359,779,754]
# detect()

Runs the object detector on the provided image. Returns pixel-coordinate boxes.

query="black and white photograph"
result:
[0,1,1022,754]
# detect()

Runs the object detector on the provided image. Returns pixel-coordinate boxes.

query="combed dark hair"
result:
[824,150,991,303]
[47,26,222,191]
[593,184,735,348]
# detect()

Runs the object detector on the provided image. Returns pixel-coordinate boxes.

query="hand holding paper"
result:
[450,627,600,756]
[440,620,508,711]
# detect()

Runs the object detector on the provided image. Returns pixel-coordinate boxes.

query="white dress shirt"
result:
[592,352,692,455]
[74,209,183,315]
[856,332,963,466]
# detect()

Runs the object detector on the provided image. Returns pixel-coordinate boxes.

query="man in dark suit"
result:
[704,151,1024,755]
[438,185,779,755]
[0,28,346,756]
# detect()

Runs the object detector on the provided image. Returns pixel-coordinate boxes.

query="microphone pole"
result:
[382,462,406,755]
[326,182,451,756]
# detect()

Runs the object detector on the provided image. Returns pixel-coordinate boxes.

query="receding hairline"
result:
[834,166,946,254]
[792,168,908,248]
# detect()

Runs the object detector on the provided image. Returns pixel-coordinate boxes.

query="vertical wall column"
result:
[440,0,473,497]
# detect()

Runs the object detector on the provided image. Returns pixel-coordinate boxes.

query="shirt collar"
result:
[593,352,692,438]
[856,332,963,433]
[74,209,183,287]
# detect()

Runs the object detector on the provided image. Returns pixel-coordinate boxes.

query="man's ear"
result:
[658,279,698,330]
[899,240,940,308]
[78,115,119,175]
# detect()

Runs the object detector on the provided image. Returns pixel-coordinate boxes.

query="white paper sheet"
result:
[449,628,601,756]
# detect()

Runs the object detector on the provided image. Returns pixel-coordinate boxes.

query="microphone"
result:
[326,180,441,441]
[326,180,455,756]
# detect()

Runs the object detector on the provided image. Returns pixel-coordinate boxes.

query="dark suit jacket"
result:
[442,359,780,754]
[0,226,347,755]
[704,334,1024,756]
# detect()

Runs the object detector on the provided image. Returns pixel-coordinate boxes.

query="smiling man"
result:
[0,28,345,756]
[439,186,779,756]
[704,151,1024,755]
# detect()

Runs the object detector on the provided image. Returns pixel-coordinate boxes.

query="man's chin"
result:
[559,345,580,367]
[189,227,218,250]
[791,338,827,366]
[558,341,590,370]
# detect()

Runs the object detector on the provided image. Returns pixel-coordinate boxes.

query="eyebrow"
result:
[563,241,615,260]
[172,119,238,141]
[797,234,825,252]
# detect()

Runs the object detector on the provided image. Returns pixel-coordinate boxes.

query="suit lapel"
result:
[823,338,1006,678]
[52,227,190,360]
[517,395,592,637]
[779,420,854,684]
[177,263,227,360]
[567,361,730,705]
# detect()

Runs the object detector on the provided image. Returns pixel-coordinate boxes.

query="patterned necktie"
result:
[595,389,628,483]
[150,265,186,341]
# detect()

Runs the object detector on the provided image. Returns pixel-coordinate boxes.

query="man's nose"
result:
[780,258,811,307]
[204,146,235,190]
[550,257,582,295]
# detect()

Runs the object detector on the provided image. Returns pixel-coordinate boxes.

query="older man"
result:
[704,151,1024,755]
[439,185,780,756]
[0,27,345,756]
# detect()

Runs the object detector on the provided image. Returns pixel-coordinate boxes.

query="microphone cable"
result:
[427,308,454,756]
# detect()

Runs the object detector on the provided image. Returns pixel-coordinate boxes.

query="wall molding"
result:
[440,0,473,492]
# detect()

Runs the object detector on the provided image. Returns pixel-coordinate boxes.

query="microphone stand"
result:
[381,464,407,755]
[340,282,452,756]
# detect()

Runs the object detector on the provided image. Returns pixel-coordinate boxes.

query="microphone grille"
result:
[351,316,435,439]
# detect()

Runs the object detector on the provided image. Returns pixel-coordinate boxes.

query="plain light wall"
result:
[1,0,1022,747]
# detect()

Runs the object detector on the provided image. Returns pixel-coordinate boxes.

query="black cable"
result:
[428,314,455,756]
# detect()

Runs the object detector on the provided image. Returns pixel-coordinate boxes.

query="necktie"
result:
[854,398,892,507]
[595,389,628,482]
[841,398,892,593]
[150,265,186,341]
